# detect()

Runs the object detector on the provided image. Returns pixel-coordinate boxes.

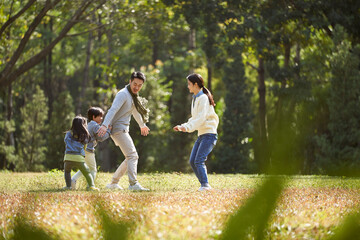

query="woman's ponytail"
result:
[203,87,215,107]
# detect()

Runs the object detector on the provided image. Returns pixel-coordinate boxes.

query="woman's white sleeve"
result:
[181,97,208,132]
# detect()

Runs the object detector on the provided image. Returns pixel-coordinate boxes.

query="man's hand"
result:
[97,125,108,137]
[141,126,150,136]
[173,125,186,132]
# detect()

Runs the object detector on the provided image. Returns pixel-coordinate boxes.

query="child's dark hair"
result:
[71,115,90,144]
[186,73,215,106]
[87,107,104,121]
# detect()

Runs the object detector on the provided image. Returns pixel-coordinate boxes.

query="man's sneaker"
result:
[62,186,72,191]
[106,183,123,190]
[128,183,149,191]
[71,180,77,189]
[87,186,100,191]
[198,186,212,191]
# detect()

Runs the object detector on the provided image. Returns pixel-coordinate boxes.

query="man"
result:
[97,71,150,191]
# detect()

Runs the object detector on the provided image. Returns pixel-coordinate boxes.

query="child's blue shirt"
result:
[86,120,111,153]
[64,131,87,157]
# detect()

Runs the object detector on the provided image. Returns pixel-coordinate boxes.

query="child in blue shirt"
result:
[63,116,99,191]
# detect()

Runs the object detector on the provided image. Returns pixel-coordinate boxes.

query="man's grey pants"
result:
[110,130,138,185]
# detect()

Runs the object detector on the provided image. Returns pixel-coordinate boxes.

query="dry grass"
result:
[0,171,359,239]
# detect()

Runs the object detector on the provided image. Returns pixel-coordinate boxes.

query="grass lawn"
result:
[0,171,359,239]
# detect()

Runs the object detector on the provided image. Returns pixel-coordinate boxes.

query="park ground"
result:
[0,171,359,239]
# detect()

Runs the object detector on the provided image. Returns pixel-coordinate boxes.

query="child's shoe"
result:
[62,186,72,191]
[87,186,100,191]
[106,183,123,190]
[71,180,77,189]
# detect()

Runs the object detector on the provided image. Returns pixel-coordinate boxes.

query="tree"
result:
[46,91,75,170]
[224,0,273,172]
[213,43,253,173]
[0,119,16,170]
[16,86,48,171]
[156,57,193,172]
[0,0,107,88]
[314,27,360,176]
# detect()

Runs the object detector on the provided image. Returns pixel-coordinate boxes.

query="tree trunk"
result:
[207,57,212,91]
[92,13,105,100]
[188,28,196,73]
[98,18,113,171]
[97,142,113,172]
[1,4,16,170]
[152,27,160,66]
[76,31,93,114]
[294,43,300,78]
[6,85,15,147]
[0,85,15,169]
[274,42,291,125]
[283,42,290,86]
[58,41,68,93]
[257,56,269,172]
[43,18,53,118]
[105,26,112,83]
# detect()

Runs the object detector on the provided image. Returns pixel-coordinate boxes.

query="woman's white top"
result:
[181,91,219,136]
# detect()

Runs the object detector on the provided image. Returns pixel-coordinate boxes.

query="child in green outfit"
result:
[63,116,99,191]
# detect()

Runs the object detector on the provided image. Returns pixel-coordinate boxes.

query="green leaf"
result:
[220,177,284,240]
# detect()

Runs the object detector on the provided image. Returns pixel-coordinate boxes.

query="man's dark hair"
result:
[131,71,146,82]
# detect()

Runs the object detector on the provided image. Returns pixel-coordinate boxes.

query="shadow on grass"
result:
[9,215,58,240]
[6,196,134,240]
[95,200,133,240]
[26,189,71,193]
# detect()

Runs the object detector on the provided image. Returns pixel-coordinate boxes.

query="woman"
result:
[173,73,219,191]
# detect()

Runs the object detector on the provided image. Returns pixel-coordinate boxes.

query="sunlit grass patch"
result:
[0,172,359,239]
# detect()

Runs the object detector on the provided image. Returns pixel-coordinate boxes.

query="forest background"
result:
[1,0,360,176]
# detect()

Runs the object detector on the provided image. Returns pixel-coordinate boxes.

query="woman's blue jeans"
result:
[189,133,217,186]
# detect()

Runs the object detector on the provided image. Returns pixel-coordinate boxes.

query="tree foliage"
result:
[0,0,360,175]
[213,42,253,173]
[46,91,75,170]
[314,27,360,176]
[16,85,48,171]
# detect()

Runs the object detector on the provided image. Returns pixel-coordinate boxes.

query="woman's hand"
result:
[173,125,186,132]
